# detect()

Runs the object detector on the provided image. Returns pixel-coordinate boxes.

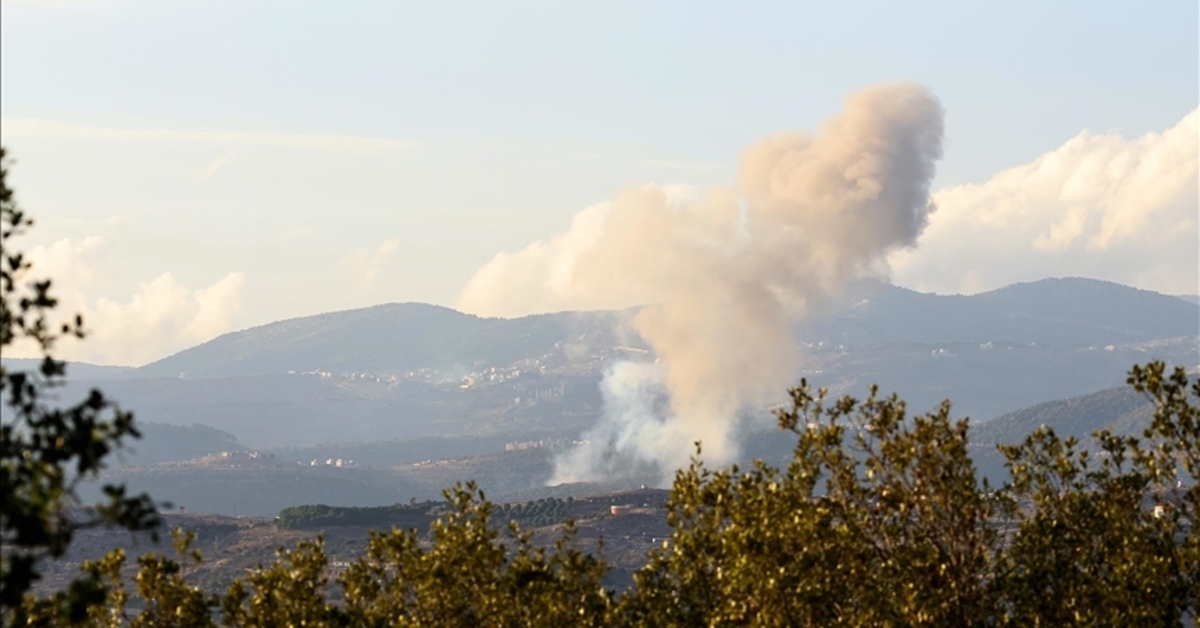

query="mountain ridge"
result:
[800,276,1197,347]
[123,277,1199,379]
[136,304,630,379]
[969,384,1154,446]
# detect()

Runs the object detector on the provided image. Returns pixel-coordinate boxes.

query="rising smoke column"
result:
[457,83,945,483]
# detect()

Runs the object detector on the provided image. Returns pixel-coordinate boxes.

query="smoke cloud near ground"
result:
[457,83,945,483]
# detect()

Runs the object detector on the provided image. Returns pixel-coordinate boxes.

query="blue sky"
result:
[2,0,1196,364]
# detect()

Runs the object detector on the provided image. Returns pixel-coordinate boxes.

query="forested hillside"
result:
[136,304,633,379]
[970,384,1156,446]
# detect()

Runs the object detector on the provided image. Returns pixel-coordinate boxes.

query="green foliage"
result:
[222,536,343,627]
[618,370,1196,626]
[338,483,611,626]
[984,361,1197,624]
[490,497,570,530]
[621,387,1002,626]
[276,502,439,530]
[0,147,160,619]
[9,363,1197,626]
[16,485,612,626]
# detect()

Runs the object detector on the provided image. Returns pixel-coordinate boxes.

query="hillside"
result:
[136,304,632,379]
[970,384,1154,446]
[44,487,675,595]
[1,358,135,380]
[60,369,605,448]
[803,336,1194,423]
[125,423,246,465]
[965,381,1172,485]
[16,276,1194,459]
[800,277,1199,347]
[131,278,1197,379]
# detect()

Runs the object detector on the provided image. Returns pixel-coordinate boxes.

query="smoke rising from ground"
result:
[458,83,945,482]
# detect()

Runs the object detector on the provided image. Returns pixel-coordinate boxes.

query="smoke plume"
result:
[457,83,945,482]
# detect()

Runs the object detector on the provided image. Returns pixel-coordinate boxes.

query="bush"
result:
[10,362,1193,626]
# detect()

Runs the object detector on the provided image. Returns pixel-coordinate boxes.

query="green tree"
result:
[1,147,161,622]
[619,387,1003,626]
[617,371,1196,626]
[994,363,1197,625]
[337,483,611,627]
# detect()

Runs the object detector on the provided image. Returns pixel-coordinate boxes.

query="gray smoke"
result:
[457,83,945,483]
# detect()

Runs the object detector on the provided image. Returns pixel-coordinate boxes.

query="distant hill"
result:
[969,384,1154,447]
[136,303,630,379]
[809,336,1197,423]
[12,277,1196,453]
[129,278,1197,379]
[1178,294,1200,305]
[55,370,605,448]
[1,358,135,380]
[801,277,1198,347]
[125,423,246,465]
[963,379,1191,485]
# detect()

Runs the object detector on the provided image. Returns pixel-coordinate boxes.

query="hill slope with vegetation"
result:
[970,384,1157,446]
[800,277,1199,347]
[136,304,631,378]
[129,277,1197,380]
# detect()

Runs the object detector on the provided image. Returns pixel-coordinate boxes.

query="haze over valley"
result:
[7,276,1192,517]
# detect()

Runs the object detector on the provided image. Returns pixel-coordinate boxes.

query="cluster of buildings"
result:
[504,437,585,452]
[513,383,566,405]
[218,450,262,460]
[276,338,660,397]
[459,365,528,389]
[285,362,549,391]
[287,369,405,385]
[300,458,356,467]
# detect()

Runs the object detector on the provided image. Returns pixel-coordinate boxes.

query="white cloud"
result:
[197,153,234,180]
[891,109,1199,295]
[7,237,246,366]
[2,118,415,154]
[88,272,246,365]
[341,239,401,291]
[20,235,106,287]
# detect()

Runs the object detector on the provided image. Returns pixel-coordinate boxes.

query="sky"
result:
[1,0,1197,366]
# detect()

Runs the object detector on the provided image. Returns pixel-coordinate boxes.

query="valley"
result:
[10,276,1197,520]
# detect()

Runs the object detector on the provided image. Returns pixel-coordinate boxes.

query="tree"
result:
[337,483,611,627]
[618,387,1003,626]
[1,147,161,622]
[617,372,1196,626]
